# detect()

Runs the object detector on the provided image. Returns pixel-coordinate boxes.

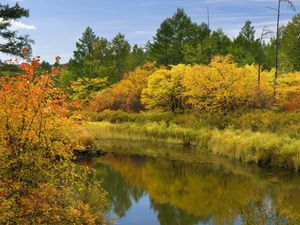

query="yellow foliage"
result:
[0,62,108,224]
[91,62,157,112]
[243,64,274,107]
[183,56,273,114]
[276,72,300,111]
[141,64,190,113]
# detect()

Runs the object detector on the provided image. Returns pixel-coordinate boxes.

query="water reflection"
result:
[87,143,300,225]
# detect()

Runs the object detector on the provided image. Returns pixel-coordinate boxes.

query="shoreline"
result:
[77,111,300,172]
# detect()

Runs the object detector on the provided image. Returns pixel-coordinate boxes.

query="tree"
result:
[273,0,296,99]
[35,60,52,77]
[71,77,108,103]
[243,64,274,108]
[66,27,99,84]
[58,67,77,88]
[281,14,300,71]
[262,38,276,71]
[239,21,256,42]
[149,8,210,65]
[111,33,131,82]
[142,64,189,113]
[0,2,34,57]
[129,44,148,70]
[73,26,98,64]
[0,60,108,224]
[83,37,113,80]
[257,27,273,96]
[91,62,157,112]
[183,56,253,114]
[230,21,261,66]
[78,34,129,84]
[183,29,231,65]
[0,61,22,77]
[276,72,300,110]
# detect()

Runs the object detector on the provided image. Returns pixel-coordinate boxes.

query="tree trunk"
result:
[274,0,281,102]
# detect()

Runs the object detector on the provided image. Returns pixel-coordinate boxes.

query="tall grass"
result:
[82,121,198,145]
[204,130,300,170]
[80,110,300,171]
[87,110,300,137]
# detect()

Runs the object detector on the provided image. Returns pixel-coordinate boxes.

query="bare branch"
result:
[281,0,296,11]
[266,6,279,12]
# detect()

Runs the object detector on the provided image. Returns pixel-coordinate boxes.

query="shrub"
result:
[276,72,300,111]
[183,56,273,114]
[141,64,189,113]
[91,62,157,112]
[0,60,108,224]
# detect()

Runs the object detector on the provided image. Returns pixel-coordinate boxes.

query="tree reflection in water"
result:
[88,151,300,225]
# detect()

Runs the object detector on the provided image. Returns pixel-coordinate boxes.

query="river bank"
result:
[78,110,300,171]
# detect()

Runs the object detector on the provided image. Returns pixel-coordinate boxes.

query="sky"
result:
[1,0,300,63]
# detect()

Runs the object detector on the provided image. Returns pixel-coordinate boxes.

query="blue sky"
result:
[2,0,300,63]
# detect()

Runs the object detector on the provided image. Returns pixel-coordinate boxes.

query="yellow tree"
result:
[141,64,190,113]
[243,64,273,108]
[276,72,300,111]
[183,56,249,114]
[92,62,157,112]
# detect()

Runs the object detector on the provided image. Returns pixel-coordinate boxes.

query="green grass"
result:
[87,110,300,137]
[82,121,198,145]
[80,110,300,171]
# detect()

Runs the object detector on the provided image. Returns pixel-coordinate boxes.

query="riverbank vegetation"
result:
[0,58,109,224]
[52,8,300,172]
[68,9,300,172]
[80,110,300,171]
[1,0,300,223]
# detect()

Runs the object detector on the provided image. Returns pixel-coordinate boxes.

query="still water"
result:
[87,140,300,225]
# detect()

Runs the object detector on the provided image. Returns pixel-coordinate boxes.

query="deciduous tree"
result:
[183,56,248,114]
[92,62,157,112]
[0,59,108,224]
[142,64,189,113]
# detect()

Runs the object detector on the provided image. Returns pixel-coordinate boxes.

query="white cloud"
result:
[0,18,36,30]
[10,20,36,30]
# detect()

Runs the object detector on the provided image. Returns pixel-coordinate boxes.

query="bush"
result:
[0,61,108,224]
[90,63,157,112]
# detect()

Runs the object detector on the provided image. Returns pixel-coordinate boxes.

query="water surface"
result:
[87,140,300,225]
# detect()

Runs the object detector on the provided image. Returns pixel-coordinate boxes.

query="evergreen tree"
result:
[149,8,210,65]
[0,2,34,57]
[230,21,260,66]
[73,26,98,64]
[67,33,132,84]
[111,33,131,82]
[183,28,231,64]
[281,13,300,71]
[63,27,99,87]
[129,44,147,71]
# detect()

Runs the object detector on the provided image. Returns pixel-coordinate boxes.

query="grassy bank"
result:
[80,110,300,171]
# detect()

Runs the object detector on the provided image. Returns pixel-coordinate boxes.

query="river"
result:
[85,140,300,225]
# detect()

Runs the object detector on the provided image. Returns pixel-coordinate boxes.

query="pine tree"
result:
[149,8,210,65]
[73,26,98,64]
[230,21,260,66]
[281,13,300,71]
[0,2,34,56]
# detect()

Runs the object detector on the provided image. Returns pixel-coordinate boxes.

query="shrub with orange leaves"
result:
[91,62,157,112]
[0,59,108,224]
